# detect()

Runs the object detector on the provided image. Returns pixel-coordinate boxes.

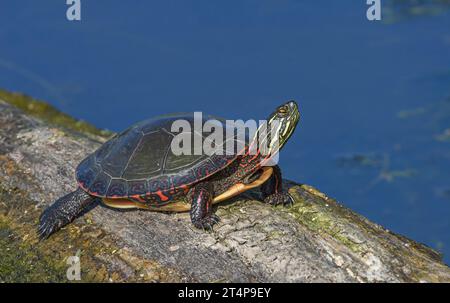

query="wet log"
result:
[0,92,449,282]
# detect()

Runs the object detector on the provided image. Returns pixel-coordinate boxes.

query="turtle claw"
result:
[264,192,294,207]
[193,214,220,231]
[37,222,48,240]
[38,221,55,240]
[210,214,221,224]
[38,207,66,240]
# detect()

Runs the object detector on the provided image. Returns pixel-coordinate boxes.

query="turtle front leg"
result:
[38,187,96,239]
[188,182,219,230]
[261,165,293,206]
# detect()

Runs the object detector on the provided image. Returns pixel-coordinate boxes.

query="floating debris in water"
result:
[376,153,417,182]
[435,187,450,200]
[397,107,426,119]
[435,129,450,142]
[378,168,417,183]
[384,0,450,23]
[358,153,417,193]
[335,152,383,169]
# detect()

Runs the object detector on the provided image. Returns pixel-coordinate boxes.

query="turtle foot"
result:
[37,188,95,239]
[263,192,294,206]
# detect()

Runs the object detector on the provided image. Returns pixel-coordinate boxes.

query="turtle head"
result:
[258,100,299,162]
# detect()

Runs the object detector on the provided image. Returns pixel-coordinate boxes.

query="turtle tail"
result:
[38,187,96,239]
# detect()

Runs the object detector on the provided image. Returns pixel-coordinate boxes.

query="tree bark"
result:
[0,97,449,282]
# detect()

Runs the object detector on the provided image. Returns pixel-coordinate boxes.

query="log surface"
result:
[0,98,449,282]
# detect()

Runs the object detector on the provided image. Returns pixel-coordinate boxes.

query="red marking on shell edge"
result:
[155,190,169,202]
[180,184,189,194]
[78,181,88,189]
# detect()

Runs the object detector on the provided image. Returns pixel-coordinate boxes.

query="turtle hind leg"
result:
[261,165,293,206]
[188,182,220,231]
[38,187,96,239]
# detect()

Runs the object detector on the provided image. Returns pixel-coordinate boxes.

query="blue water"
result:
[1,1,449,264]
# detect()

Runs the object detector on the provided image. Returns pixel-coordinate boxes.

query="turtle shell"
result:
[76,113,245,202]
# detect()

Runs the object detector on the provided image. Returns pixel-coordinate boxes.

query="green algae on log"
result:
[0,89,112,140]
[0,93,450,282]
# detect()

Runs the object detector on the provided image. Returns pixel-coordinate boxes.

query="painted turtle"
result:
[38,101,300,238]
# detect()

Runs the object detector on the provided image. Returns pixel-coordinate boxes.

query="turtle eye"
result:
[277,105,288,117]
